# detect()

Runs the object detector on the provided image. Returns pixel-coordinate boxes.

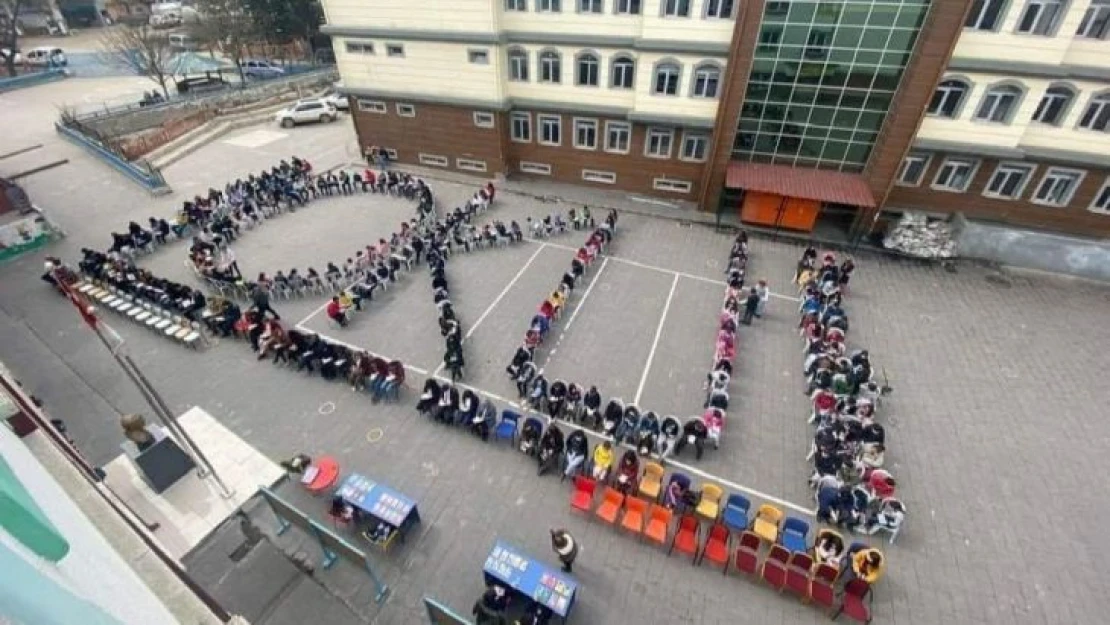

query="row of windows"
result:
[508,112,709,160]
[514,159,695,192]
[357,99,417,117]
[504,0,734,19]
[506,48,722,98]
[897,153,1110,213]
[928,78,1110,131]
[966,0,1110,39]
[345,41,406,57]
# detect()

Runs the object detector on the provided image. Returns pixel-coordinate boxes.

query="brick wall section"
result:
[886,154,1110,237]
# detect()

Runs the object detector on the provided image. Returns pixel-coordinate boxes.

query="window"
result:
[615,0,641,14]
[681,133,708,161]
[1078,0,1110,38]
[932,158,979,192]
[345,42,374,54]
[974,85,1022,123]
[766,1,789,16]
[1016,0,1064,35]
[396,103,416,117]
[506,0,527,10]
[705,0,734,18]
[386,44,404,57]
[645,127,674,158]
[419,154,448,167]
[896,153,931,186]
[692,64,720,98]
[540,50,561,83]
[538,114,562,145]
[582,169,617,184]
[984,163,1035,199]
[538,0,561,11]
[653,62,681,95]
[1031,85,1073,125]
[1033,168,1085,206]
[573,118,598,149]
[457,158,488,172]
[468,49,489,64]
[654,178,692,193]
[1078,93,1110,131]
[965,0,1007,30]
[511,112,532,142]
[663,0,690,17]
[805,29,830,59]
[578,0,602,12]
[611,56,635,89]
[473,112,496,128]
[928,79,969,118]
[357,99,386,113]
[1089,178,1110,213]
[576,53,599,86]
[508,48,529,81]
[520,161,552,175]
[605,121,631,153]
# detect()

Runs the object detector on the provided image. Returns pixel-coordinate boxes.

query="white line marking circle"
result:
[318,401,336,415]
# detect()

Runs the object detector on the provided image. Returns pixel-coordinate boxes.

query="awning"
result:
[725,162,877,208]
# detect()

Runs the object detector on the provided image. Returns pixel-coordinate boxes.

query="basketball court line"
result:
[541,257,610,368]
[634,274,679,406]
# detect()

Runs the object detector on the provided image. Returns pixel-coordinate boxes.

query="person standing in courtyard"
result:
[742,287,760,325]
[251,282,281,320]
[550,528,578,573]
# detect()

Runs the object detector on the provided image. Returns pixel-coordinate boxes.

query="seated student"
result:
[339,289,361,312]
[813,529,845,566]
[591,440,613,481]
[326,296,349,327]
[471,584,510,625]
[844,546,885,584]
[257,319,285,360]
[348,351,373,390]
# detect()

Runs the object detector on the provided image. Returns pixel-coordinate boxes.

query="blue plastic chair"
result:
[494,410,520,443]
[781,516,810,553]
[722,493,751,533]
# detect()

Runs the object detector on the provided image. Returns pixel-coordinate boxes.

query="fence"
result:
[0,69,68,93]
[54,122,171,195]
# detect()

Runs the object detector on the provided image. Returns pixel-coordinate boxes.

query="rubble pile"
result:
[882,212,958,258]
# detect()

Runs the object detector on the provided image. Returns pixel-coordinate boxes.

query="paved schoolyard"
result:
[1,92,1108,624]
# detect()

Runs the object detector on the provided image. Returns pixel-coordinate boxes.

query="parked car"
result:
[322,91,349,111]
[241,60,285,79]
[275,99,338,128]
[168,33,197,50]
[24,47,66,67]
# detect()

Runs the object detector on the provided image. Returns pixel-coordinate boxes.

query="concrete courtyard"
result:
[2,76,1109,624]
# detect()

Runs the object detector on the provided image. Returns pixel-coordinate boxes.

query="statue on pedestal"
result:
[120,413,155,451]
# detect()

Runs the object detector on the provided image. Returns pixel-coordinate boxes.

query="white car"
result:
[25,47,66,67]
[241,60,285,79]
[322,92,349,111]
[275,99,338,128]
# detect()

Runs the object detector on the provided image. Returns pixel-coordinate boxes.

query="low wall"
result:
[118,109,216,160]
[952,213,1110,282]
[54,123,172,196]
[0,69,67,93]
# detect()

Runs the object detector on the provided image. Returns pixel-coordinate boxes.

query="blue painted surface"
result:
[482,539,577,618]
[54,123,171,195]
[0,69,67,93]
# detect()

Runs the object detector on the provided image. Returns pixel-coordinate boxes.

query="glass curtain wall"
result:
[733,0,931,172]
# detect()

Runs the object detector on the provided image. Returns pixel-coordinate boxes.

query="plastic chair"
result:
[643,504,672,546]
[752,503,784,543]
[570,476,597,513]
[834,579,873,623]
[638,461,665,501]
[669,513,700,562]
[494,410,520,443]
[781,516,810,553]
[698,523,730,573]
[733,530,761,576]
[810,563,839,610]
[722,493,751,533]
[620,497,648,535]
[761,544,790,591]
[785,551,814,597]
[595,486,624,524]
[695,483,723,521]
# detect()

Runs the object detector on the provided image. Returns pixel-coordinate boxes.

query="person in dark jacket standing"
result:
[251,283,280,320]
[741,287,760,325]
[550,528,578,573]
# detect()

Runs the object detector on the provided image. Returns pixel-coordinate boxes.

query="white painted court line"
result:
[295,326,430,376]
[294,299,332,328]
[540,257,610,368]
[634,274,680,406]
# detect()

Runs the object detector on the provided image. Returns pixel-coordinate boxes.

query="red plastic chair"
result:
[595,486,624,524]
[733,530,761,576]
[570,476,597,513]
[761,544,790,591]
[668,513,700,562]
[785,552,814,598]
[809,563,839,610]
[698,523,730,573]
[834,579,873,623]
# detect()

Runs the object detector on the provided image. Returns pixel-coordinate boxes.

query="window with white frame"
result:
[654,178,693,193]
[578,0,602,13]
[928,79,970,118]
[692,64,721,98]
[473,112,496,128]
[508,48,529,81]
[1016,0,1064,35]
[605,121,631,153]
[506,0,527,11]
[645,127,674,158]
[540,50,561,83]
[511,112,532,142]
[1078,0,1110,38]
[520,161,552,175]
[974,85,1022,123]
[1078,93,1110,131]
[357,99,386,113]
[983,163,1035,199]
[1089,178,1110,213]
[932,158,978,192]
[386,43,404,57]
[538,0,561,11]
[576,53,600,86]
[538,114,562,145]
[1032,85,1074,125]
[345,41,374,54]
[573,118,598,149]
[396,103,416,117]
[468,49,489,64]
[457,158,488,172]
[662,0,691,17]
[419,153,449,167]
[582,169,617,184]
[1033,168,1085,206]
[611,56,635,89]
[705,0,734,18]
[615,0,641,14]
[896,153,930,186]
[381,148,398,160]
[653,63,681,95]
[965,0,1007,30]
[681,133,708,161]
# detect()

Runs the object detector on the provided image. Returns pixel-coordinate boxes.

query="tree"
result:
[252,0,321,49]
[191,0,257,83]
[0,0,25,77]
[100,23,175,97]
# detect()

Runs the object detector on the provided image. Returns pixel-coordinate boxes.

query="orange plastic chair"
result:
[595,486,624,524]
[620,497,648,535]
[644,504,672,546]
[638,462,665,501]
[695,483,724,521]
[699,523,731,573]
[669,513,700,562]
[570,476,597,513]
[752,503,784,543]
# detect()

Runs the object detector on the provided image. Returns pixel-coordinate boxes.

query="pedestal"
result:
[120,426,196,494]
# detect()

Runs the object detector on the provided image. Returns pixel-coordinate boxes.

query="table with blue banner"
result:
[482,540,578,621]
[336,473,420,551]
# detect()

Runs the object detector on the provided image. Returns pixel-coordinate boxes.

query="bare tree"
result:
[1,0,25,77]
[191,0,257,84]
[99,23,175,98]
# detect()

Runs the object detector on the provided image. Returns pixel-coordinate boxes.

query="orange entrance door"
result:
[739,192,820,232]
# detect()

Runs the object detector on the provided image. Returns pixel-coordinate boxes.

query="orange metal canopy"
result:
[725,162,877,208]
